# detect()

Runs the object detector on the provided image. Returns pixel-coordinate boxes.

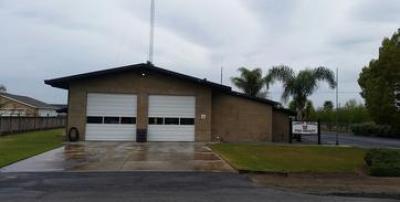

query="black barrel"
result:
[136,128,147,142]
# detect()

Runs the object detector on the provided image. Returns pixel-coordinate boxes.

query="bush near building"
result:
[365,149,400,177]
[310,99,372,133]
[351,122,399,138]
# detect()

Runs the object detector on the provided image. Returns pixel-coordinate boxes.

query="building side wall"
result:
[211,92,273,142]
[67,71,212,141]
[272,110,290,142]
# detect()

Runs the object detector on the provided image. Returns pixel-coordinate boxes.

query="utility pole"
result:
[148,0,155,63]
[335,67,339,145]
[220,66,223,84]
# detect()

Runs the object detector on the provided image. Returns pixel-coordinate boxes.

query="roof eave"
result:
[226,91,280,106]
[273,107,297,116]
[44,63,232,91]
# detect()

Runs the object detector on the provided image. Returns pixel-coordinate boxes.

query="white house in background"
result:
[0,93,58,117]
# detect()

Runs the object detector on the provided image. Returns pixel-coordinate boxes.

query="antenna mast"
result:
[148,0,155,63]
[220,66,223,84]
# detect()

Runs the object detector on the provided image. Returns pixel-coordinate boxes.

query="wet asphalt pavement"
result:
[0,172,395,202]
[1,142,233,172]
[302,132,400,148]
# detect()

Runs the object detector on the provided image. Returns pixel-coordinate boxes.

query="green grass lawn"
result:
[211,144,366,173]
[0,129,65,168]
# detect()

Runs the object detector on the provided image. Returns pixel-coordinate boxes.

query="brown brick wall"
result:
[272,110,290,142]
[67,71,212,141]
[66,70,290,142]
[211,92,273,142]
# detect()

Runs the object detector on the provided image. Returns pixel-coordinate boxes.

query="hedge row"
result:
[351,122,399,138]
[365,149,400,176]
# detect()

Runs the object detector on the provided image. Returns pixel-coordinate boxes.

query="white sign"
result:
[292,121,319,134]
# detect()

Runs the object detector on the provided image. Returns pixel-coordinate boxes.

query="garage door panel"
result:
[148,125,195,141]
[85,93,137,141]
[87,93,137,117]
[148,95,195,141]
[149,96,195,117]
[149,108,194,117]
[86,124,136,141]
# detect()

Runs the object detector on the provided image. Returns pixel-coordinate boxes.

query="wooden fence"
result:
[0,117,66,135]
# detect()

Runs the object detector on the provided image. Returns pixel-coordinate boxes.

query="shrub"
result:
[364,149,400,176]
[351,122,396,138]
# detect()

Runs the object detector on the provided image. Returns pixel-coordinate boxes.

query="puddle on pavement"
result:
[2,142,234,172]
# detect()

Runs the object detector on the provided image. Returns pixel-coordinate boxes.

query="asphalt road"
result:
[302,132,400,148]
[0,172,395,202]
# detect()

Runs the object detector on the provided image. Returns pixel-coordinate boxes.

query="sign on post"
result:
[292,121,318,134]
[290,120,321,144]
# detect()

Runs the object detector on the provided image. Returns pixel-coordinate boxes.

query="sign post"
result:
[289,117,293,143]
[317,120,321,145]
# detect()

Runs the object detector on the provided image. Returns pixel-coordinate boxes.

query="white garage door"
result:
[85,93,137,141]
[148,95,195,141]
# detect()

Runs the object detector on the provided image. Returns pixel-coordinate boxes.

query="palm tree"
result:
[265,65,336,120]
[304,100,315,120]
[231,67,267,97]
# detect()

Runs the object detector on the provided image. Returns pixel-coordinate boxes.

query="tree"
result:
[304,100,316,120]
[315,99,371,131]
[323,100,334,111]
[0,84,6,93]
[319,100,334,130]
[231,67,267,97]
[265,65,336,120]
[358,28,400,130]
[395,82,400,111]
[289,99,315,120]
[288,100,296,111]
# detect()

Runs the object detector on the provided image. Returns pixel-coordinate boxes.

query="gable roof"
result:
[44,62,294,114]
[0,93,55,109]
[44,63,231,92]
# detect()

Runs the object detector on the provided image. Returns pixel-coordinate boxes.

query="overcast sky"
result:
[0,0,399,107]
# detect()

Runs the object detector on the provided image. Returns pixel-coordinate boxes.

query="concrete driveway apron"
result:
[0,142,234,172]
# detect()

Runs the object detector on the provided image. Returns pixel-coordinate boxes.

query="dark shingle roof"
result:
[273,106,297,116]
[226,91,279,106]
[44,63,231,91]
[50,104,67,109]
[44,62,294,114]
[0,93,55,109]
[51,104,68,113]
